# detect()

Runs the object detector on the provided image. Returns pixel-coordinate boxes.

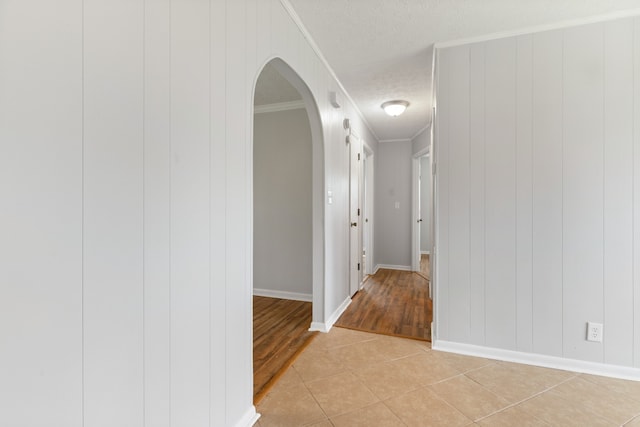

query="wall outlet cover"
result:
[586,322,603,343]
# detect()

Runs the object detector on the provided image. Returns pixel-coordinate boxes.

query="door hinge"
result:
[357,208,360,216]
[357,263,360,271]
[357,153,361,160]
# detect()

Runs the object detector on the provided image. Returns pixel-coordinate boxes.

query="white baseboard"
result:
[374,264,412,272]
[420,250,431,255]
[433,340,640,381]
[235,406,260,427]
[309,321,328,332]
[253,288,312,302]
[309,296,351,333]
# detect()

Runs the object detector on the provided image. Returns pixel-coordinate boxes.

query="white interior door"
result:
[349,134,362,296]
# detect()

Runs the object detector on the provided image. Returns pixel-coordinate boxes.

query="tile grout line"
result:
[471,371,579,423]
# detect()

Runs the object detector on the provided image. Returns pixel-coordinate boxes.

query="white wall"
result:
[420,155,432,252]
[412,125,431,155]
[374,141,413,268]
[0,0,377,425]
[435,16,640,372]
[254,108,312,300]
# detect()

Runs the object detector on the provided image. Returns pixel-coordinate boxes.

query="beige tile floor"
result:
[255,327,640,427]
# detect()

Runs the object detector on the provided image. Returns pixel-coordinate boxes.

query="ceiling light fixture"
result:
[381,100,409,117]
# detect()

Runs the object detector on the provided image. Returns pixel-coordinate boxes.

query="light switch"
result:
[328,190,333,205]
[395,202,400,209]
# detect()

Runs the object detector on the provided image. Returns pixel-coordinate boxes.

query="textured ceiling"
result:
[254,63,302,106]
[287,0,640,141]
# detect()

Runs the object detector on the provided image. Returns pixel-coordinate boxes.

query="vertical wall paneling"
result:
[298,33,316,98]
[447,46,471,342]
[246,0,258,80]
[170,0,211,423]
[562,24,605,362]
[256,0,272,65]
[0,1,83,425]
[226,0,252,420]
[144,0,172,424]
[210,0,228,423]
[272,1,296,64]
[515,35,534,353]
[83,0,144,425]
[436,49,450,339]
[436,11,640,373]
[603,19,634,367]
[634,17,640,368]
[0,0,384,423]
[531,30,564,357]
[469,43,486,345]
[484,38,517,350]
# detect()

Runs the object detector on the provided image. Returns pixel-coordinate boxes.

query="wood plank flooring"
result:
[419,253,430,279]
[253,296,317,403]
[335,269,432,341]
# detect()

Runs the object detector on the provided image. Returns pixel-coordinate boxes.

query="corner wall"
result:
[434,15,640,374]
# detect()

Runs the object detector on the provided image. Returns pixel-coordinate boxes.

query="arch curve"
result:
[250,57,326,327]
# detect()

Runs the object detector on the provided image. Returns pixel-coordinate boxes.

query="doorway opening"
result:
[412,148,433,291]
[251,58,325,402]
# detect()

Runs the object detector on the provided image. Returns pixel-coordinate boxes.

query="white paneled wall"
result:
[0,0,377,425]
[435,16,640,372]
[83,0,145,425]
[0,2,83,425]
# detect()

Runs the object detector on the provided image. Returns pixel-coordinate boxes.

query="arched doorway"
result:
[250,58,325,400]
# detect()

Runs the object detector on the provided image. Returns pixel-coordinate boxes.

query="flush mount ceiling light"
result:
[381,100,410,117]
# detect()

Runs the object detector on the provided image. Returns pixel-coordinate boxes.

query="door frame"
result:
[411,146,430,273]
[362,143,374,276]
[348,131,363,296]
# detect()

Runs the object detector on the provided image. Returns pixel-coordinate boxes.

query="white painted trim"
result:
[421,251,430,255]
[254,100,305,114]
[410,125,430,142]
[253,288,313,302]
[309,296,351,333]
[411,147,430,272]
[235,406,260,427]
[433,340,640,382]
[435,8,640,49]
[374,264,412,272]
[279,0,381,142]
[378,138,412,144]
[362,145,375,276]
[308,321,329,333]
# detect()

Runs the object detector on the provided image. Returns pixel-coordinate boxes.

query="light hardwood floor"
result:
[419,253,430,279]
[253,296,317,403]
[336,268,432,341]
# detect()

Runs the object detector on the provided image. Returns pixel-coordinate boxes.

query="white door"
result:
[349,134,362,296]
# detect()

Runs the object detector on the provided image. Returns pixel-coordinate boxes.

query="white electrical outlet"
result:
[586,322,603,343]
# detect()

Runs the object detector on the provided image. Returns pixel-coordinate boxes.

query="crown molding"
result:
[280,0,381,142]
[435,8,640,49]
[254,100,305,114]
[378,138,412,144]
[410,125,430,141]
